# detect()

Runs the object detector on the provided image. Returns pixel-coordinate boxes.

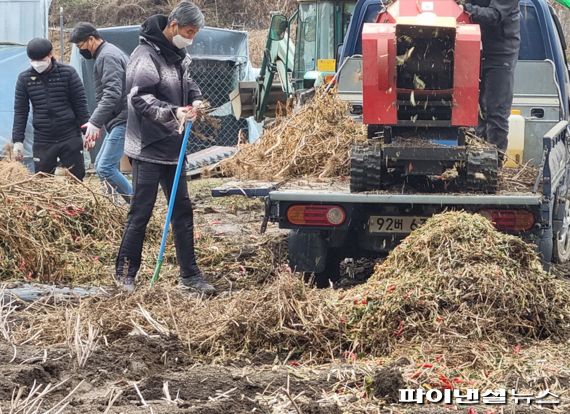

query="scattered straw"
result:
[13,213,570,366]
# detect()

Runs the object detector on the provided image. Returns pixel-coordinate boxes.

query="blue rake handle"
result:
[150,121,193,286]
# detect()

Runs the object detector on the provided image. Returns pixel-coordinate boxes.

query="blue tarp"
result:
[0,0,50,45]
[0,0,51,157]
[0,45,34,156]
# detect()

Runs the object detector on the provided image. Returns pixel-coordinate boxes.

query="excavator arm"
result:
[231,13,296,122]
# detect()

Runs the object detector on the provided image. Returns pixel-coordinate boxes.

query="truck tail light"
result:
[478,209,535,232]
[287,205,346,227]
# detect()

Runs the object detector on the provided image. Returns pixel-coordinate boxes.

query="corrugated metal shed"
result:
[0,0,51,155]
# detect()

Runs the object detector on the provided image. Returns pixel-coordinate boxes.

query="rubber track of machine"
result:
[465,147,499,193]
[350,142,384,193]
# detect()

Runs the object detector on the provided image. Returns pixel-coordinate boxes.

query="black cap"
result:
[70,22,100,43]
[27,38,53,60]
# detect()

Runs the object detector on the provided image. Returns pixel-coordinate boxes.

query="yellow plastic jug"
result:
[504,109,525,168]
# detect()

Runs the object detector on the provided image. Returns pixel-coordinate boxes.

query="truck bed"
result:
[212,165,542,206]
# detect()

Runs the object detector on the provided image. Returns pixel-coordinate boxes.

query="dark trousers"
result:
[33,135,85,180]
[116,159,199,279]
[477,55,518,152]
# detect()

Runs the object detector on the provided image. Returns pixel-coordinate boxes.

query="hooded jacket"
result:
[12,59,90,144]
[124,14,203,165]
[90,41,129,132]
[466,0,521,60]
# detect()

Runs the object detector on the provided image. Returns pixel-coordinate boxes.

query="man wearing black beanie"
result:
[12,38,90,180]
[70,22,133,201]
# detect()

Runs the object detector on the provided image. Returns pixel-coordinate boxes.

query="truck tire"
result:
[350,142,384,193]
[553,199,570,263]
[288,231,328,273]
[304,249,342,288]
[287,231,343,288]
[538,226,554,271]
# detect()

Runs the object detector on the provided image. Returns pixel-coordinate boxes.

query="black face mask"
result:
[79,48,93,60]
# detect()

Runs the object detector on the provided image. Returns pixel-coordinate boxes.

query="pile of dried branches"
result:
[8,211,570,368]
[0,162,130,281]
[345,211,570,354]
[0,163,280,285]
[220,91,367,179]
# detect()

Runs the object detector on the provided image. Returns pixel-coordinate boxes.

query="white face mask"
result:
[30,59,50,73]
[173,34,193,49]
[172,25,194,49]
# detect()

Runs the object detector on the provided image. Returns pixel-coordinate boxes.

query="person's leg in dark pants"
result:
[160,165,215,294]
[33,141,59,175]
[480,58,517,153]
[58,135,86,181]
[116,159,161,288]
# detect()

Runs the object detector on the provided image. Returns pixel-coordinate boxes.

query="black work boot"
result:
[179,271,216,295]
[122,276,136,293]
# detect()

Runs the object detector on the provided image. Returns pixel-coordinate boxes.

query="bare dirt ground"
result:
[1,178,569,414]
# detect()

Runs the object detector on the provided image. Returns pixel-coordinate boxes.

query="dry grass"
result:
[248,29,267,67]
[0,161,282,288]
[50,0,297,30]
[65,311,100,368]
[220,91,367,180]
[0,287,18,343]
[1,211,570,411]
[344,212,570,354]
[10,213,570,368]
[499,160,540,192]
[12,273,345,362]
[5,378,83,414]
[0,162,132,282]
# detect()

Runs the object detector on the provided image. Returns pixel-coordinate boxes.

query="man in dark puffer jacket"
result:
[12,38,90,180]
[116,1,215,294]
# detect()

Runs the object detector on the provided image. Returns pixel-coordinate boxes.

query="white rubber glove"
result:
[192,100,204,109]
[186,107,198,122]
[82,122,101,141]
[176,106,198,133]
[176,106,198,122]
[83,134,96,150]
[176,107,190,124]
[13,142,24,161]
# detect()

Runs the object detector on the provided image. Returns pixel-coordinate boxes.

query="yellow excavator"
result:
[232,0,357,121]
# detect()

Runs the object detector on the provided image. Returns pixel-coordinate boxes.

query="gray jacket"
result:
[124,14,202,165]
[90,41,128,131]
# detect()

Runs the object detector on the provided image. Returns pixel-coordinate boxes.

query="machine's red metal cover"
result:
[452,25,481,126]
[362,0,481,127]
[362,23,397,125]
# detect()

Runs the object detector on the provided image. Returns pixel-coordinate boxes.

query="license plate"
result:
[368,216,428,233]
